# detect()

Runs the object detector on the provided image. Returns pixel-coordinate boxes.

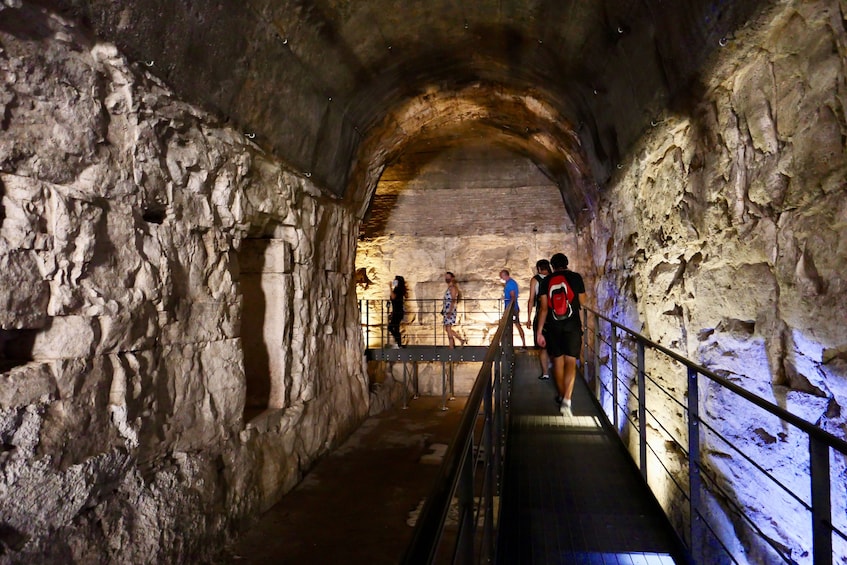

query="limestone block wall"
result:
[0,6,367,563]
[585,1,847,562]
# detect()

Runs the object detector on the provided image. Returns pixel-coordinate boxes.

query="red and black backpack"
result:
[547,273,574,320]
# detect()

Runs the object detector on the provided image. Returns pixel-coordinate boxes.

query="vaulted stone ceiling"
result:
[44,0,766,220]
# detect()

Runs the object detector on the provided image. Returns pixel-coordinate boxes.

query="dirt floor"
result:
[218,395,468,564]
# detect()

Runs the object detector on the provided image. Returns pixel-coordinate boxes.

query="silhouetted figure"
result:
[388,275,406,348]
[525,259,551,379]
[536,253,587,418]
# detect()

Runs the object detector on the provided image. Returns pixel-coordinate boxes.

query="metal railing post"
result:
[582,308,589,383]
[810,436,832,565]
[611,325,619,430]
[593,311,601,396]
[494,344,503,485]
[483,372,495,561]
[441,361,448,411]
[454,442,475,564]
[637,340,647,482]
[433,299,438,346]
[402,361,409,409]
[687,367,703,562]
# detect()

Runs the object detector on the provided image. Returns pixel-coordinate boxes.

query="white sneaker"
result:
[560,403,572,418]
[391,344,400,349]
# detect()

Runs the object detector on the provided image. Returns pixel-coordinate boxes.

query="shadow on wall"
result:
[238,237,294,422]
[239,239,271,420]
[0,328,36,372]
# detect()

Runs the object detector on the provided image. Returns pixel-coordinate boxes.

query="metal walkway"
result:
[497,352,686,564]
[366,345,491,363]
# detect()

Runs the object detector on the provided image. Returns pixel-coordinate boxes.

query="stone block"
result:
[0,246,49,329]
[0,174,48,250]
[30,316,96,360]
[238,239,292,275]
[0,19,104,185]
[161,299,240,346]
[35,356,122,469]
[97,309,158,354]
[0,361,57,409]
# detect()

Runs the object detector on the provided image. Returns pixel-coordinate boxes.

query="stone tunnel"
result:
[0,0,846,562]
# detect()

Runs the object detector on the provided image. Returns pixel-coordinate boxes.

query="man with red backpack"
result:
[535,253,587,418]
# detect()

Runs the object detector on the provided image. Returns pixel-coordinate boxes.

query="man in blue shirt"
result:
[500,269,526,348]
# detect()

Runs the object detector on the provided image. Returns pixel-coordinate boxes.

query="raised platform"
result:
[365,345,493,363]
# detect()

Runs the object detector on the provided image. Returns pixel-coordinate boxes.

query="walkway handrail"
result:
[581,304,847,564]
[401,304,515,564]
[583,306,847,455]
[359,298,505,348]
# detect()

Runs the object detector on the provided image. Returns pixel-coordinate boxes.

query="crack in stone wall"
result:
[0,5,367,563]
[584,1,847,562]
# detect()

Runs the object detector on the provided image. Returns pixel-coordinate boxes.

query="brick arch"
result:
[347,83,598,227]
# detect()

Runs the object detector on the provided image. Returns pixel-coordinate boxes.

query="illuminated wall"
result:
[356,140,584,348]
[587,3,847,562]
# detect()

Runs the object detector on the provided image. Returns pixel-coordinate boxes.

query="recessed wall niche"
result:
[237,237,293,422]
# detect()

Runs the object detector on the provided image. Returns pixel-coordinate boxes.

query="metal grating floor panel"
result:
[497,353,686,564]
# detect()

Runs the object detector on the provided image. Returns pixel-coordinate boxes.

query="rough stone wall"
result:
[586,1,847,562]
[0,5,367,563]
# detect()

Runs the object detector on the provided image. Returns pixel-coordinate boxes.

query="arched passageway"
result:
[356,138,581,334]
[0,1,845,563]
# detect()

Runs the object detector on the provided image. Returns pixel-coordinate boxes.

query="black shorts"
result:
[543,323,582,358]
[531,315,541,349]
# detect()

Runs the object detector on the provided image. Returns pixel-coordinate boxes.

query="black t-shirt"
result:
[537,269,585,328]
[391,289,406,314]
[532,274,545,308]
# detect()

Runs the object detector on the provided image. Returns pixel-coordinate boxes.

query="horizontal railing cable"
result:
[584,307,847,455]
[695,463,796,564]
[696,508,741,565]
[360,298,505,348]
[581,305,847,564]
[697,418,812,511]
[585,339,690,458]
[642,433,689,503]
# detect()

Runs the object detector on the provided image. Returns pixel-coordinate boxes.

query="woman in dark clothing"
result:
[388,275,407,348]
